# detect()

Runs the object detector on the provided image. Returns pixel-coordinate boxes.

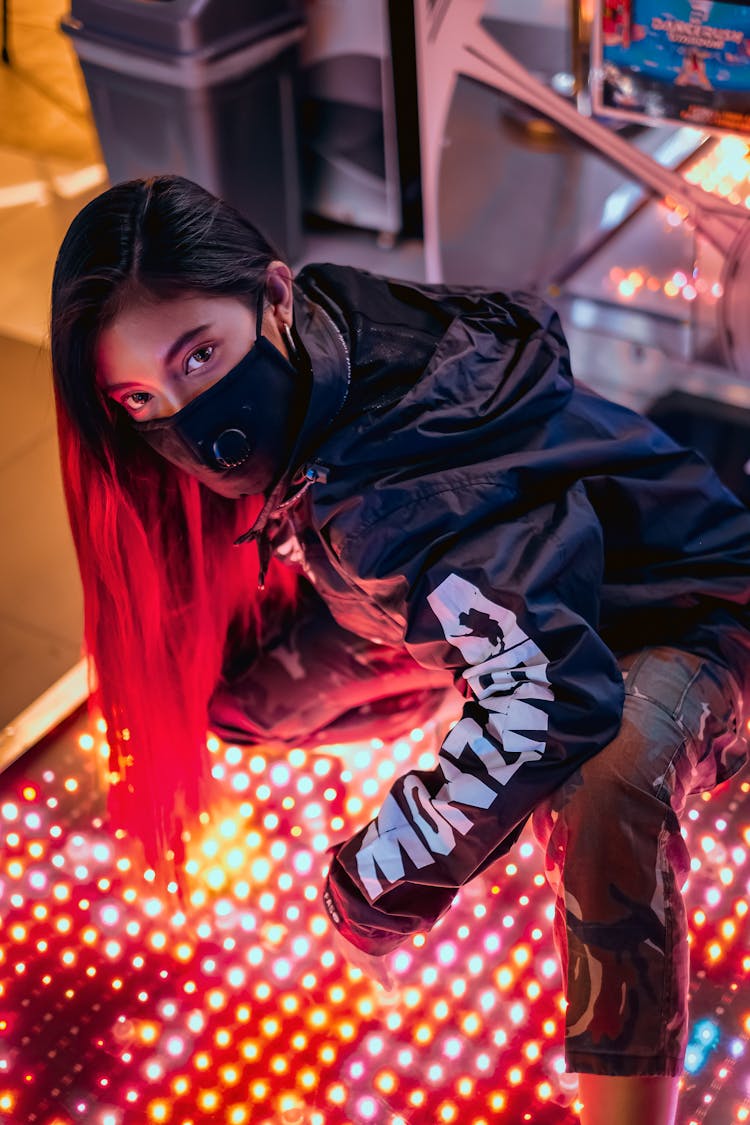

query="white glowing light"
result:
[293,851,313,875]
[356,1096,377,1120]
[438,943,457,966]
[393,952,411,973]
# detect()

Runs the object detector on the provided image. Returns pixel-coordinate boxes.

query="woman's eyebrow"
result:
[164,324,211,367]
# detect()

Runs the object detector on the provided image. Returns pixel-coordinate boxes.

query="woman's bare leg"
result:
[578,1073,680,1125]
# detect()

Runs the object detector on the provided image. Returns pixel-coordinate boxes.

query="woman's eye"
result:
[185,344,215,373]
[123,391,152,413]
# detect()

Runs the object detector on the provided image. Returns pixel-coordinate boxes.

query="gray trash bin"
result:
[62,0,306,260]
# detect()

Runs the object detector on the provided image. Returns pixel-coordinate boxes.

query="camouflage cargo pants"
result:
[531,646,748,1077]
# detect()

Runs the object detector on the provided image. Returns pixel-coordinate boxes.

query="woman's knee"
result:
[536,723,692,897]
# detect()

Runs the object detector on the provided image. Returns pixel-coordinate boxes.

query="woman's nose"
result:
[157,383,206,418]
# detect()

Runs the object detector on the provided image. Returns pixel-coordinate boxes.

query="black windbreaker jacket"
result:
[244,263,750,955]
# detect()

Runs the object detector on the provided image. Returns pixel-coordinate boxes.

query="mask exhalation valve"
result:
[212,428,252,469]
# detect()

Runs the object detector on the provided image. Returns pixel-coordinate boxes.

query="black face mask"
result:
[131,294,309,499]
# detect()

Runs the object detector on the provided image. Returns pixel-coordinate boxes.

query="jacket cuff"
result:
[323,852,423,956]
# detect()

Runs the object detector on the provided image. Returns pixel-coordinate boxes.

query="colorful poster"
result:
[591,0,750,135]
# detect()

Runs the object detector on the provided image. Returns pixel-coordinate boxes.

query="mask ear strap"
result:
[255,286,266,342]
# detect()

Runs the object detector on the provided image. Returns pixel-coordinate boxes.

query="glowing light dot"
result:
[250,857,271,882]
[438,943,457,966]
[327,1083,346,1105]
[510,1002,526,1024]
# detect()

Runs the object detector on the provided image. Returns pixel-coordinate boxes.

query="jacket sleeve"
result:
[323,479,625,954]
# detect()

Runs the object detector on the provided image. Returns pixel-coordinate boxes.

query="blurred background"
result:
[4,0,750,730]
[0,0,429,729]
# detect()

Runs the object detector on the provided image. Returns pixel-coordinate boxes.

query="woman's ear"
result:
[265,260,294,326]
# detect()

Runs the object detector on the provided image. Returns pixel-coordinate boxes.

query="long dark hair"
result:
[51,176,298,875]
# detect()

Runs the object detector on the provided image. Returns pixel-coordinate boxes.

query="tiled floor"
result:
[0,0,103,725]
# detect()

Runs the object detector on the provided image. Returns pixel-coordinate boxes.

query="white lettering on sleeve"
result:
[351,573,556,901]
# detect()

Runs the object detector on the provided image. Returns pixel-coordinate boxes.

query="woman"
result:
[51,175,750,1125]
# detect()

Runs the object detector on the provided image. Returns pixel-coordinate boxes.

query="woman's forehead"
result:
[95,294,252,385]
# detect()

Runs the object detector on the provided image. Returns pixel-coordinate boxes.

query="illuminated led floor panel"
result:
[0,708,748,1125]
